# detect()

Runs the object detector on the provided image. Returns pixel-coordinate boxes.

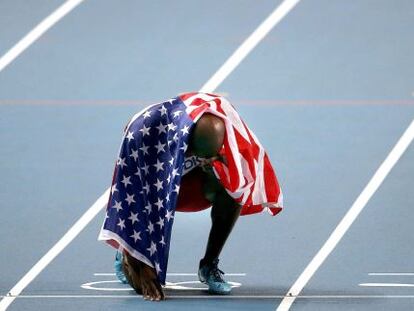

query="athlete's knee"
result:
[201,167,224,203]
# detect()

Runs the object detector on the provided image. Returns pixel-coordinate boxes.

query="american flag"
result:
[99,92,283,284]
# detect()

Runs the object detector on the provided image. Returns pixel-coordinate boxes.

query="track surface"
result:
[1,1,414,310]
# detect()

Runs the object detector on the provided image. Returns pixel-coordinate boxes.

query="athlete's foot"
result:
[123,254,164,301]
[137,261,165,301]
[198,258,232,295]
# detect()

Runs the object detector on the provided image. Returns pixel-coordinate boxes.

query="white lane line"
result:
[276,119,414,311]
[360,283,414,287]
[93,273,246,276]
[0,188,110,311]
[0,0,85,73]
[167,273,246,276]
[3,295,414,299]
[0,2,297,309]
[369,273,414,276]
[199,0,301,93]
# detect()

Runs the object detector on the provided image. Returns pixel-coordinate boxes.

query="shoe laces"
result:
[209,259,225,282]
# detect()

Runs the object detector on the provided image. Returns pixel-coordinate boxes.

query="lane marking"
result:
[360,283,414,287]
[93,272,246,276]
[0,1,297,309]
[83,273,245,291]
[199,0,301,93]
[2,294,414,299]
[81,280,131,292]
[80,280,242,291]
[0,0,85,73]
[0,188,110,311]
[276,119,414,311]
[369,273,414,276]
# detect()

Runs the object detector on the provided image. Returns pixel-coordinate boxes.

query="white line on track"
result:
[199,0,301,93]
[93,272,246,276]
[0,1,299,310]
[368,273,414,276]
[276,119,414,311]
[2,295,414,299]
[0,0,85,73]
[360,283,414,287]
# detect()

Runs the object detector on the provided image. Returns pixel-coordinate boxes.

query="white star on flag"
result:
[144,203,152,214]
[139,124,151,136]
[117,218,126,230]
[156,122,167,134]
[159,236,166,246]
[147,222,155,234]
[173,133,179,142]
[153,159,164,172]
[180,142,188,152]
[158,105,167,116]
[165,210,174,222]
[117,157,127,168]
[167,122,177,131]
[153,178,163,191]
[143,110,152,119]
[125,193,136,206]
[154,197,163,210]
[111,184,118,195]
[112,200,123,212]
[128,211,139,224]
[155,262,162,274]
[181,125,190,135]
[156,217,164,229]
[141,164,149,175]
[139,143,149,155]
[130,149,138,161]
[121,175,132,188]
[134,167,141,179]
[168,157,174,165]
[171,168,180,179]
[142,182,150,194]
[155,141,166,154]
[147,241,157,256]
[173,184,180,193]
[130,230,141,242]
[126,131,134,141]
[173,110,183,118]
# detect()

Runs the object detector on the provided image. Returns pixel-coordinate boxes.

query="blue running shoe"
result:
[198,259,232,295]
[114,251,128,284]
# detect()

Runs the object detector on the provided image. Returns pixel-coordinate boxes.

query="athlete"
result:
[99,92,283,301]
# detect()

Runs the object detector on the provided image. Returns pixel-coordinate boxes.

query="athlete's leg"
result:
[200,169,242,266]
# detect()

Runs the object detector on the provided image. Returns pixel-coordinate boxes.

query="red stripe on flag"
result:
[179,92,198,101]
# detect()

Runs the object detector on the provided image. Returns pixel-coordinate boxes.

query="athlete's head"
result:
[189,113,225,158]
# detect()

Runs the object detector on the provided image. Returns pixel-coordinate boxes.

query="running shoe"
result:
[198,259,232,295]
[114,251,128,284]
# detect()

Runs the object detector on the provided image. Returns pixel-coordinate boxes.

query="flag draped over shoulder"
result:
[99,92,283,284]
